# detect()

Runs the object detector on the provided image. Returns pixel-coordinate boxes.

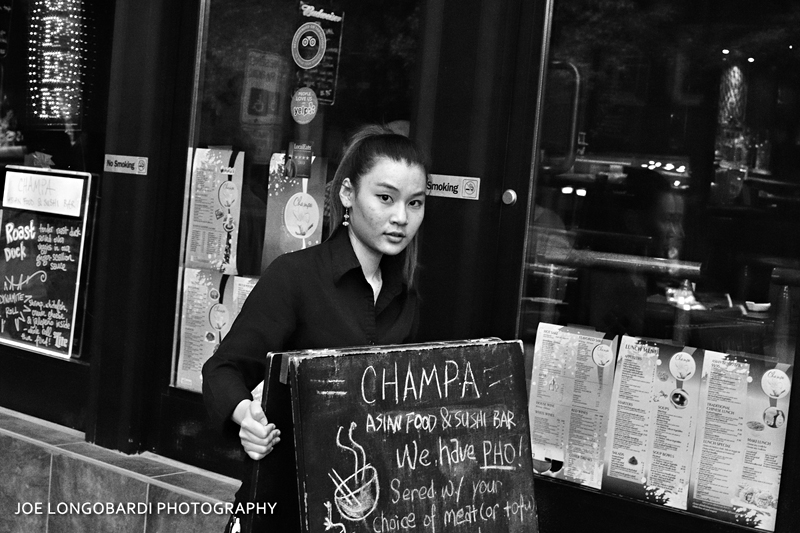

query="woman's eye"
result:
[409,199,424,208]
[378,194,392,203]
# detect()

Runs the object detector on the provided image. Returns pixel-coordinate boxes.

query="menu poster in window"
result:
[528,323,616,489]
[185,148,244,275]
[261,150,326,270]
[287,340,537,533]
[688,353,791,531]
[240,50,291,165]
[0,167,92,358]
[293,2,344,104]
[603,336,705,510]
[175,267,257,392]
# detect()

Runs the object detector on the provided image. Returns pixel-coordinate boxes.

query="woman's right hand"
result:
[232,399,281,460]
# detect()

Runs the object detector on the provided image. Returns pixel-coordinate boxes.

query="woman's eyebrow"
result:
[373,181,399,191]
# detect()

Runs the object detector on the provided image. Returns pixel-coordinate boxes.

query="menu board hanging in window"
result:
[0,166,93,358]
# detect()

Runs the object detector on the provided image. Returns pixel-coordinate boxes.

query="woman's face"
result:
[341,157,427,261]
[653,191,685,259]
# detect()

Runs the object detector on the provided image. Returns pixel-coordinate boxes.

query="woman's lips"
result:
[385,232,405,243]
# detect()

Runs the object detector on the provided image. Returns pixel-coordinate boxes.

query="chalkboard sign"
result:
[0,166,93,358]
[287,339,538,533]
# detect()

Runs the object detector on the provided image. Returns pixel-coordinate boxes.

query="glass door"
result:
[522,1,800,531]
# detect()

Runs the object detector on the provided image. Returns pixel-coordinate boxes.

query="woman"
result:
[202,124,429,530]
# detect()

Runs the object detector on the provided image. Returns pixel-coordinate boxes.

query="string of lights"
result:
[27,0,86,129]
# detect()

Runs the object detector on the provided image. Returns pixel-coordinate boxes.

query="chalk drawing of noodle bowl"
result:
[330,422,379,521]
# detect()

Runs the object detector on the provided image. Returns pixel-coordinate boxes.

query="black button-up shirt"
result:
[202,228,419,431]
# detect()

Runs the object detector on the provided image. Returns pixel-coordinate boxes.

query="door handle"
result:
[502,189,518,205]
[540,61,581,175]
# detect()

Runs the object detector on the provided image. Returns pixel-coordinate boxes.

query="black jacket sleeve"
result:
[201,256,297,432]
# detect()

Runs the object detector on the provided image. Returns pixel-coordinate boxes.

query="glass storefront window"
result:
[523,0,800,360]
[522,1,800,527]
[171,0,422,391]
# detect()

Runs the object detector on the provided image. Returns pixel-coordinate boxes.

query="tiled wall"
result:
[0,408,237,533]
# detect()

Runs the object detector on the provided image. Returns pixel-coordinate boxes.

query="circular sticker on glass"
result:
[669,352,696,381]
[761,368,790,399]
[292,22,326,70]
[218,181,238,208]
[284,192,320,238]
[592,344,612,367]
[291,87,319,125]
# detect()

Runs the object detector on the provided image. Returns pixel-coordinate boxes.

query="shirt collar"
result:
[328,227,406,295]
[329,227,363,283]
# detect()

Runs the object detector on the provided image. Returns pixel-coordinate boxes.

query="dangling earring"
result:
[342,207,350,227]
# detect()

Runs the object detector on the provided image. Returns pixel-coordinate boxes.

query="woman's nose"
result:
[390,205,408,225]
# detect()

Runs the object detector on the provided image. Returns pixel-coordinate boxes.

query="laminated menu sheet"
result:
[261,150,326,270]
[687,353,791,531]
[174,268,257,392]
[528,323,616,488]
[528,324,792,530]
[185,148,244,275]
[603,336,706,510]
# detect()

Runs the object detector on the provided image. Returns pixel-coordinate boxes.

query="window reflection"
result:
[524,0,800,364]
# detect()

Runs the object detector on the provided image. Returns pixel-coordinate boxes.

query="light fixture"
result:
[576,189,587,197]
[561,187,574,195]
[722,49,730,55]
[28,0,86,128]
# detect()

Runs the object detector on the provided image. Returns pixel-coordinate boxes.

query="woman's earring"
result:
[342,207,350,227]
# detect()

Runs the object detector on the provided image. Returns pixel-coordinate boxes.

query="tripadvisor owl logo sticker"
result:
[292,22,326,70]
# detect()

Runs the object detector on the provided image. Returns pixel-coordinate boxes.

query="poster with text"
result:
[185,148,244,275]
[688,353,791,531]
[528,323,616,488]
[240,50,291,164]
[175,268,258,392]
[603,336,704,510]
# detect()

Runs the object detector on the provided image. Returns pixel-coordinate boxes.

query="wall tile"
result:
[59,442,185,477]
[0,434,51,533]
[152,472,237,503]
[0,415,83,446]
[49,453,148,533]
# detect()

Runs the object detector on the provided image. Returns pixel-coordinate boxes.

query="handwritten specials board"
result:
[287,339,538,533]
[0,166,93,358]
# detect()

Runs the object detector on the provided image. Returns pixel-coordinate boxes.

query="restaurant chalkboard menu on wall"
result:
[286,339,538,533]
[0,166,93,359]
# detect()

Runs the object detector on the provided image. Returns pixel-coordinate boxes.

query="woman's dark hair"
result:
[327,124,430,286]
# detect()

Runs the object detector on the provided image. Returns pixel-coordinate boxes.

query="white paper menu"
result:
[688,353,791,531]
[185,148,244,275]
[603,336,705,510]
[529,323,616,488]
[175,268,258,392]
